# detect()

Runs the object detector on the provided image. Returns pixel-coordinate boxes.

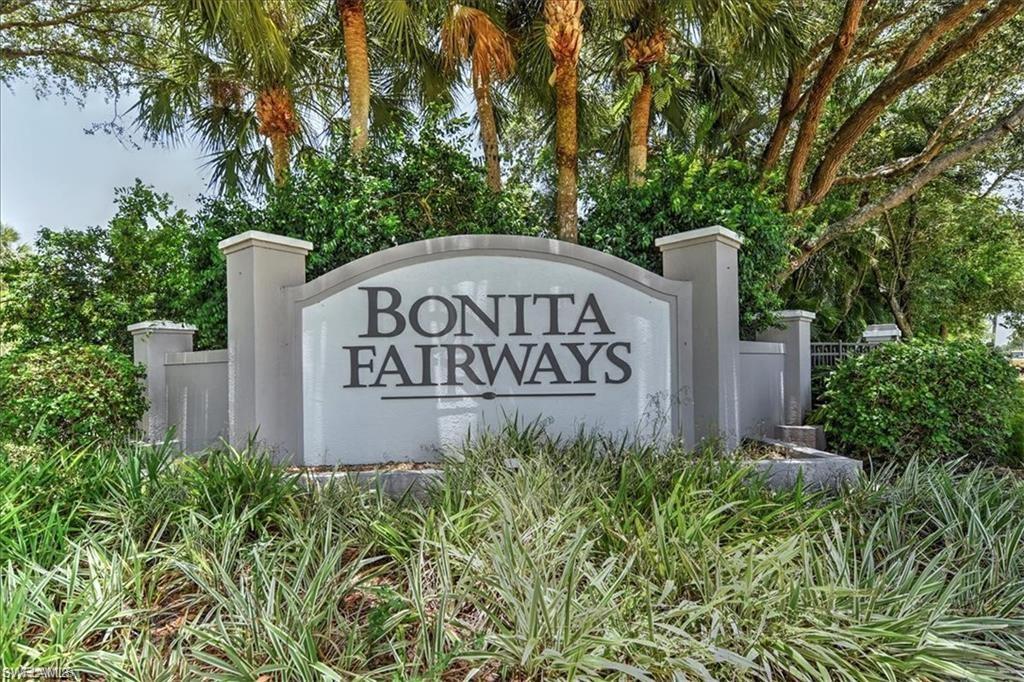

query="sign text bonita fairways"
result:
[341,286,632,392]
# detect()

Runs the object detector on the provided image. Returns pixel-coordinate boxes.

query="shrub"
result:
[178,444,300,529]
[582,153,794,334]
[1,117,544,355]
[811,339,1023,464]
[0,183,191,355]
[182,115,545,349]
[0,344,146,447]
[0,441,124,565]
[6,432,1024,678]
[1008,406,1024,466]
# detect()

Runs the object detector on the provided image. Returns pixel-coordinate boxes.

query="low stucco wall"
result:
[739,341,785,438]
[165,349,228,452]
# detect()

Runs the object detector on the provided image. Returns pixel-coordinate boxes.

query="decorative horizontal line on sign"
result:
[380,391,597,401]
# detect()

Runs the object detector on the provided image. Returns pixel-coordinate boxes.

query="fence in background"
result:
[810,341,874,370]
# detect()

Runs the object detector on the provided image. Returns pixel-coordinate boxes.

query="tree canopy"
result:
[0,0,164,103]
[2,0,1022,342]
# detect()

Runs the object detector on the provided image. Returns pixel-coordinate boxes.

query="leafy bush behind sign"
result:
[812,339,1023,464]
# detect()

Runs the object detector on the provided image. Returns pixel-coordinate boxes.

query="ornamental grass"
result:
[2,429,1023,679]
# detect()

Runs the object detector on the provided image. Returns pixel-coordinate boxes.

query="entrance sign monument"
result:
[300,246,687,463]
[131,228,815,464]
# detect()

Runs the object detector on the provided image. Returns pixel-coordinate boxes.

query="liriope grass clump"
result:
[3,427,1023,679]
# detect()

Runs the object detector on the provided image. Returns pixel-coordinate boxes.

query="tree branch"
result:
[758,1,915,179]
[871,258,914,338]
[0,2,148,31]
[979,166,1016,198]
[832,148,939,186]
[783,0,867,211]
[847,2,924,64]
[759,59,806,175]
[801,0,1023,208]
[784,98,1024,279]
[0,43,159,75]
[0,1,41,17]
[832,95,971,185]
[0,46,109,66]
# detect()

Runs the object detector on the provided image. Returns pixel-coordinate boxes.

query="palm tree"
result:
[255,84,300,184]
[135,1,337,192]
[442,4,516,191]
[544,0,585,242]
[249,0,304,185]
[608,0,800,184]
[0,224,22,259]
[621,25,666,184]
[338,0,371,154]
[336,0,453,155]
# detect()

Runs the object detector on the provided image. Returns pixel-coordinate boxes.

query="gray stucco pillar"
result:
[218,231,313,458]
[658,226,742,451]
[128,320,196,443]
[757,310,816,425]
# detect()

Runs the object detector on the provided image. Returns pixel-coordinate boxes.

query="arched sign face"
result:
[296,237,692,464]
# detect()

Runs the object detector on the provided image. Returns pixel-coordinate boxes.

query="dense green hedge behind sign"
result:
[181,124,546,350]
[582,155,793,335]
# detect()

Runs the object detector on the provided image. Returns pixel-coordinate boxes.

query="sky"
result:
[994,316,1016,348]
[0,80,209,244]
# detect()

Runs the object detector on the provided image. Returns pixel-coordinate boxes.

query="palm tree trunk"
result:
[339,0,371,155]
[553,62,579,242]
[628,72,652,186]
[544,0,584,243]
[270,133,290,186]
[474,81,502,192]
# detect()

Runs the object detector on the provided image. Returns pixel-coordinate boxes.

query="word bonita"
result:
[342,287,633,390]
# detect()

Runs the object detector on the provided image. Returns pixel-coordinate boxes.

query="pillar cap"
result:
[127,320,197,335]
[774,310,816,322]
[861,323,901,342]
[656,225,744,251]
[218,230,314,256]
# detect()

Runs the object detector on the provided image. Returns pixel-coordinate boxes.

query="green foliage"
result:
[0,443,115,567]
[0,182,191,355]
[787,183,1024,341]
[0,1,161,101]
[0,344,145,448]
[3,430,1024,677]
[133,0,342,193]
[183,116,545,348]
[582,153,794,334]
[0,223,25,261]
[1,120,544,353]
[178,444,300,528]
[1008,406,1024,467]
[812,340,1024,464]
[0,224,28,355]
[904,193,1024,338]
[0,440,297,569]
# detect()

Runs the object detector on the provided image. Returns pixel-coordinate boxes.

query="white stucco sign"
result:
[297,239,692,464]
[136,228,819,465]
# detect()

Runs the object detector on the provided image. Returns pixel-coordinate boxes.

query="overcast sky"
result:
[1,80,208,244]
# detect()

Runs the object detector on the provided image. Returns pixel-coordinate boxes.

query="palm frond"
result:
[442,4,516,88]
